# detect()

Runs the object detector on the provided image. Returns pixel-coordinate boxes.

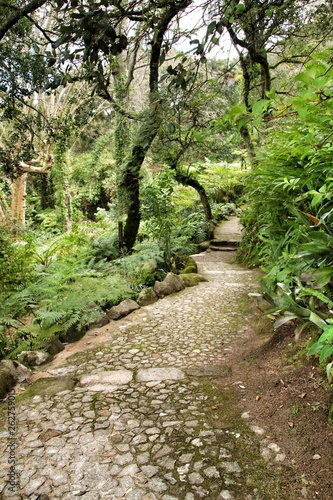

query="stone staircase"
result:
[208,216,242,252]
[209,239,239,252]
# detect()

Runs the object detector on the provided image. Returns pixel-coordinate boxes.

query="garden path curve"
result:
[0,217,291,499]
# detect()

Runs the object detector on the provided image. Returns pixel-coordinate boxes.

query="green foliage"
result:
[70,131,116,219]
[238,49,333,380]
[308,324,333,362]
[141,169,176,270]
[89,232,120,261]
[0,225,36,292]
[197,162,245,205]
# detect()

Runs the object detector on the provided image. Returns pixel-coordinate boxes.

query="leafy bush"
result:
[89,232,120,261]
[0,225,36,292]
[237,49,333,380]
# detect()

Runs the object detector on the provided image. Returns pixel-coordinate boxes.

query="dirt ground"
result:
[222,307,333,499]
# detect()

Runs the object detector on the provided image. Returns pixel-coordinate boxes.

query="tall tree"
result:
[51,0,193,250]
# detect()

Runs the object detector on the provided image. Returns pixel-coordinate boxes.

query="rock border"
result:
[1,264,205,398]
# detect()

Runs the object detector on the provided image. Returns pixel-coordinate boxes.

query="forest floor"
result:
[0,218,332,499]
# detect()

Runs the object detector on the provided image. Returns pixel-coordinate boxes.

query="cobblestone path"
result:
[0,218,287,499]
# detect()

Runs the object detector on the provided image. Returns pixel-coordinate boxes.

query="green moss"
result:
[181,273,208,287]
[187,380,291,498]
[0,369,16,399]
[180,257,198,275]
[15,376,76,403]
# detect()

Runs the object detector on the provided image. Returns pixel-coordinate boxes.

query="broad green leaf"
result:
[206,21,216,36]
[296,106,308,120]
[311,193,324,207]
[167,122,176,134]
[235,3,245,15]
[312,268,333,287]
[309,311,327,329]
[253,117,263,127]
[295,66,317,84]
[274,314,298,329]
[326,362,333,383]
[229,104,247,118]
[216,20,224,34]
[319,344,333,362]
[312,75,331,90]
[238,115,251,130]
[308,342,325,356]
[192,131,203,142]
[265,90,276,99]
[252,99,270,115]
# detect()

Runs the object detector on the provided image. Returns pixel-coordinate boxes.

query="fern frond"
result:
[299,287,333,308]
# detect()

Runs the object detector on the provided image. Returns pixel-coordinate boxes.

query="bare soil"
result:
[221,308,333,499]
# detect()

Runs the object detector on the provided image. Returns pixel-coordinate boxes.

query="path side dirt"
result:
[202,249,333,499]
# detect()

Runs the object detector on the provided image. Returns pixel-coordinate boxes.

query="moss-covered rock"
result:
[180,273,208,287]
[59,323,87,343]
[180,257,198,275]
[137,288,158,306]
[45,337,65,355]
[107,299,140,320]
[0,369,17,399]
[16,376,76,402]
[154,272,185,298]
[17,350,51,366]
[198,241,210,252]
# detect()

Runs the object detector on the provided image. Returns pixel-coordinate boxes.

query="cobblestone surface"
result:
[0,218,287,499]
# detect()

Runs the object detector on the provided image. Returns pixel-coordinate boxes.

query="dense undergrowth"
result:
[0,164,243,359]
[237,49,333,383]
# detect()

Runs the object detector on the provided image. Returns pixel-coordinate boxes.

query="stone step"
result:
[209,239,240,247]
[209,245,238,252]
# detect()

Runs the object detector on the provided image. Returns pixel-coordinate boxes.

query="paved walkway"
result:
[0,218,285,499]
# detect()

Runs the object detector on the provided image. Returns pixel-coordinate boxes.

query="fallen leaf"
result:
[255,395,261,401]
[312,454,321,460]
[298,392,307,399]
[288,421,294,428]
[211,405,218,410]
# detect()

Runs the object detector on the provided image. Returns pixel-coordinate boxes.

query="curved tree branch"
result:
[0,0,48,41]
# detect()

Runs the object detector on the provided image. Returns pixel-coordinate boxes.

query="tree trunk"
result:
[122,134,159,250]
[0,189,9,223]
[120,2,191,251]
[11,173,27,224]
[173,170,213,221]
[240,125,256,166]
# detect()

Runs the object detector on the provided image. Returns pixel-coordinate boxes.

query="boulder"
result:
[154,272,185,299]
[17,350,51,366]
[0,360,32,383]
[137,288,158,306]
[0,369,16,399]
[107,299,140,320]
[198,241,210,251]
[180,273,207,287]
[58,323,87,343]
[26,376,77,398]
[87,314,110,330]
[44,337,65,355]
[180,257,198,274]
[83,302,110,330]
